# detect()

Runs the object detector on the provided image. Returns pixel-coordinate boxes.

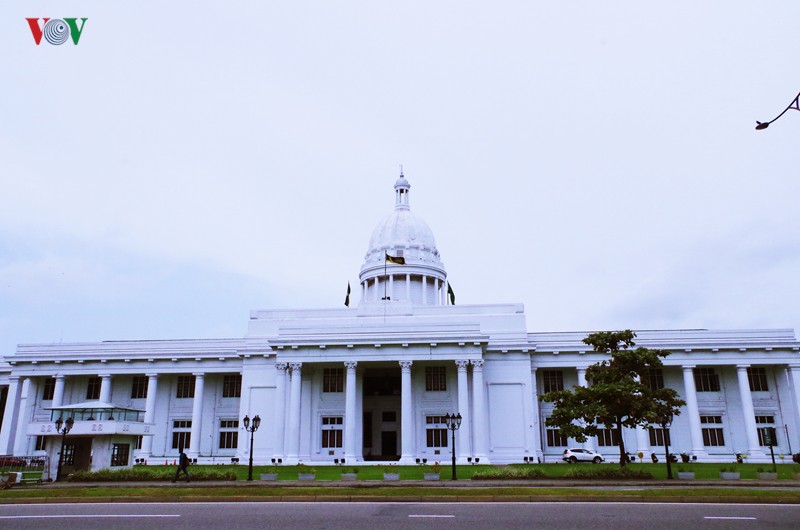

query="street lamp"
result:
[660,412,674,480]
[55,416,74,482]
[444,412,462,481]
[243,414,261,481]
[756,90,800,130]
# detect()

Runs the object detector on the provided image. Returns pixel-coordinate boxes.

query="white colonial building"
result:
[1,175,800,478]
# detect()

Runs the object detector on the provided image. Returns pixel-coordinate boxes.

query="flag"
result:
[344,282,351,307]
[385,252,406,265]
[447,282,455,305]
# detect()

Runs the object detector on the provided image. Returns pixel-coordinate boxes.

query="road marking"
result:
[409,515,456,518]
[704,517,757,520]
[0,515,180,519]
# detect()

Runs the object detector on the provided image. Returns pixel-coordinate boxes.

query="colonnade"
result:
[273,358,488,464]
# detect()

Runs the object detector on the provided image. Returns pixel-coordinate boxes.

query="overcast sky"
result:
[2,1,799,356]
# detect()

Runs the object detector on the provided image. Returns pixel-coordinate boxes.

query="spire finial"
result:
[399,164,403,177]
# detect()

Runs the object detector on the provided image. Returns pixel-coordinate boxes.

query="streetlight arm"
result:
[756,91,800,130]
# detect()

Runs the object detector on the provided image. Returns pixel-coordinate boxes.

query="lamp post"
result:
[660,412,674,480]
[444,412,462,481]
[243,414,261,481]
[756,91,800,130]
[55,416,74,482]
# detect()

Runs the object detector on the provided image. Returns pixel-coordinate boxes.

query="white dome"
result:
[359,173,447,299]
[367,209,437,253]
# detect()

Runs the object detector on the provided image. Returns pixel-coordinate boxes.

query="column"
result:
[188,373,205,458]
[737,365,766,458]
[635,426,651,461]
[0,377,23,454]
[273,363,288,459]
[530,365,542,460]
[576,368,596,452]
[344,361,358,462]
[12,378,32,455]
[422,275,427,304]
[389,275,394,300]
[406,274,411,301]
[633,375,651,460]
[472,360,489,460]
[399,360,415,464]
[287,363,303,462]
[682,366,706,457]
[790,365,800,441]
[52,375,65,408]
[456,360,472,460]
[434,278,439,305]
[99,374,112,403]
[139,374,159,458]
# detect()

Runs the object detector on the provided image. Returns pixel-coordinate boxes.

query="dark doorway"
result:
[61,438,92,476]
[381,431,398,459]
[362,367,401,460]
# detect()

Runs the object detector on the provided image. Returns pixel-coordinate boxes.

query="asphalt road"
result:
[1,502,799,529]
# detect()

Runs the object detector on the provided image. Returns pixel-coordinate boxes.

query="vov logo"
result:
[26,18,88,45]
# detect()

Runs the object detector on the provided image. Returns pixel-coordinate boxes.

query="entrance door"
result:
[61,438,92,475]
[381,431,398,459]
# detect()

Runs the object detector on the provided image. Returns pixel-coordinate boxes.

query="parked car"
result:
[562,448,605,464]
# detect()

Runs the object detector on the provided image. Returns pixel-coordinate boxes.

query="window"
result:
[222,375,242,398]
[425,415,448,448]
[62,443,75,465]
[694,368,720,392]
[644,368,664,391]
[649,427,672,447]
[86,376,101,400]
[42,378,55,401]
[135,436,143,450]
[546,427,568,447]
[425,367,447,391]
[131,376,148,399]
[747,368,769,392]
[542,370,564,393]
[700,415,725,446]
[219,419,239,449]
[322,369,343,393]
[172,420,192,450]
[111,444,130,466]
[756,416,777,446]
[35,436,47,451]
[176,376,195,398]
[321,416,343,448]
[596,428,620,447]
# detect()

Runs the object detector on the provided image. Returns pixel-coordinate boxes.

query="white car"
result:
[562,448,605,464]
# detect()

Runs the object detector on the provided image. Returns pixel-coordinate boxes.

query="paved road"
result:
[1,502,799,529]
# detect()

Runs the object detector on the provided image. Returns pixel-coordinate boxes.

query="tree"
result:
[541,330,685,467]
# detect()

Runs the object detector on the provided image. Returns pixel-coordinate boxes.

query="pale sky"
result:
[2,1,799,357]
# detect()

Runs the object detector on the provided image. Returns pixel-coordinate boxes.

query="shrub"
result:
[563,467,653,480]
[471,466,546,480]
[69,467,236,482]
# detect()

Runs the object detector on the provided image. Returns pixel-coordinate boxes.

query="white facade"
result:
[1,175,800,470]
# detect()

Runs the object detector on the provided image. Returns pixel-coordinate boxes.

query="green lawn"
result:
[143,462,799,481]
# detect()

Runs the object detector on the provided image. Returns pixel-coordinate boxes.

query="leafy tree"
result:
[541,330,685,467]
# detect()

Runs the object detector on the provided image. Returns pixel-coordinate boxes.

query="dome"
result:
[359,173,447,306]
[367,209,437,253]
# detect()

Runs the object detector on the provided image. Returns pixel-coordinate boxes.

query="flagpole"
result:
[383,254,388,300]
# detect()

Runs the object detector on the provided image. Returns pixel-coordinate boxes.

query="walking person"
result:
[173,448,191,483]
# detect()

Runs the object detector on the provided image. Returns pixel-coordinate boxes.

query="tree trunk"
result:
[616,422,627,468]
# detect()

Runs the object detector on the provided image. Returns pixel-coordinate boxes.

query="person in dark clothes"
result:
[173,449,191,482]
